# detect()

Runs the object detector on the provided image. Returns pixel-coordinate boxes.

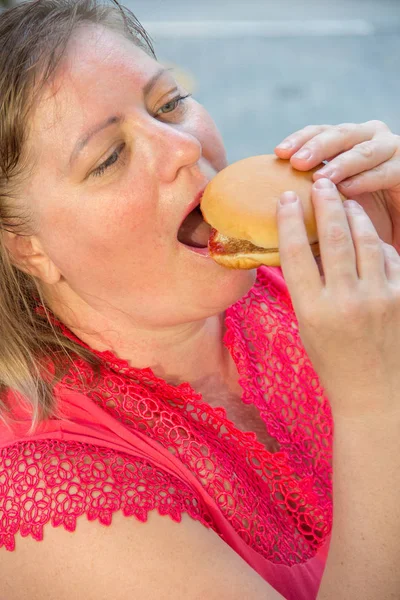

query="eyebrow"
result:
[69,67,168,167]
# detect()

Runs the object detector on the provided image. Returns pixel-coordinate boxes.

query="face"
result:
[24,24,255,327]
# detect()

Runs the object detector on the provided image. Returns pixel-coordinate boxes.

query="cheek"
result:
[37,183,159,274]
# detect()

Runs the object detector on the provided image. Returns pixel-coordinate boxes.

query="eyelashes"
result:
[92,142,126,178]
[90,94,192,179]
[156,93,192,116]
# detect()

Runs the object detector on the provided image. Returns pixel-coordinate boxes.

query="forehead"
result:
[29,24,160,147]
[62,23,157,88]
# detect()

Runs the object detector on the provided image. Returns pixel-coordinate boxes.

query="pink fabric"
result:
[0,266,332,599]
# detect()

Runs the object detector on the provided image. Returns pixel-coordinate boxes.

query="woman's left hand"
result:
[275,120,400,252]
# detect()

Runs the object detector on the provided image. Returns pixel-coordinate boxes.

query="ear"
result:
[3,231,62,285]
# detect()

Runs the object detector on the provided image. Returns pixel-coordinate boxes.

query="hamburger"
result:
[200,154,345,269]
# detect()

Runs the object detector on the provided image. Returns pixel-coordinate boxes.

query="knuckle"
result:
[325,223,350,247]
[366,119,389,131]
[340,296,362,318]
[335,123,356,136]
[341,288,393,322]
[365,295,394,329]
[379,131,398,144]
[357,229,381,249]
[302,124,328,136]
[355,142,374,159]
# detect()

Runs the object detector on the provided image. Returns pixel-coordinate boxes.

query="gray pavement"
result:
[123,0,400,163]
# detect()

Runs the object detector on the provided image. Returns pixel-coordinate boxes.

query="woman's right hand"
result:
[277,178,400,419]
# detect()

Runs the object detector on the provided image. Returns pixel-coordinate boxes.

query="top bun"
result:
[201,154,326,253]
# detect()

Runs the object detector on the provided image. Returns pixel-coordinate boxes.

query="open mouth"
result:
[177,204,212,249]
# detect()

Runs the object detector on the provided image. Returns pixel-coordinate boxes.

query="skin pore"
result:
[6,23,257,396]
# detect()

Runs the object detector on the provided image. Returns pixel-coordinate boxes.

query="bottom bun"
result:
[210,241,321,269]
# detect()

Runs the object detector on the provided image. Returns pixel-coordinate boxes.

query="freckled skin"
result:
[26,23,255,329]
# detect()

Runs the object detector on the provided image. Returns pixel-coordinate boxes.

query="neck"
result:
[48,292,238,392]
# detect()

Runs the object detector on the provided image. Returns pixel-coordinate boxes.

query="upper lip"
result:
[179,187,207,227]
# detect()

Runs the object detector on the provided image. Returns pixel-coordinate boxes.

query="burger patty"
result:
[209,229,275,255]
[209,228,319,256]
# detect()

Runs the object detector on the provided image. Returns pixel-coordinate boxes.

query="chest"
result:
[200,386,281,454]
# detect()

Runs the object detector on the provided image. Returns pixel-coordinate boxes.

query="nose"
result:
[142,120,202,182]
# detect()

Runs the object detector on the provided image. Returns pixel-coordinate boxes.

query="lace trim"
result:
[0,440,208,552]
[1,268,332,565]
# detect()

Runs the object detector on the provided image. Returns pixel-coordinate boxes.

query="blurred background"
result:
[2,0,399,164]
[124,0,400,164]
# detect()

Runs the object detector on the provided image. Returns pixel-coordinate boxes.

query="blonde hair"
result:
[0,0,155,433]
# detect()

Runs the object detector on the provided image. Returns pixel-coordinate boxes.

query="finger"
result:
[277,191,322,308]
[336,156,400,196]
[275,124,330,158]
[311,179,358,290]
[343,200,386,285]
[380,240,400,284]
[287,120,390,171]
[314,135,399,185]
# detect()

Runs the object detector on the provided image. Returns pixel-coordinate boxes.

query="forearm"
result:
[318,410,400,599]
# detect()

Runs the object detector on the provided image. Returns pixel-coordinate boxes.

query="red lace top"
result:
[0,267,333,599]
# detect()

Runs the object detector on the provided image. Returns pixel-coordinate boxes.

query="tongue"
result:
[177,208,212,248]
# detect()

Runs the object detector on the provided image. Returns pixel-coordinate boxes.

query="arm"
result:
[1,510,284,600]
[318,411,400,599]
[276,162,400,598]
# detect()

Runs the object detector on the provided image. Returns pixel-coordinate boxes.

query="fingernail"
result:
[277,140,293,149]
[316,167,335,179]
[293,148,312,160]
[343,200,363,211]
[280,191,298,205]
[339,179,352,187]
[314,178,334,189]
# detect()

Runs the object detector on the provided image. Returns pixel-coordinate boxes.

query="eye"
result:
[91,143,126,178]
[157,94,192,116]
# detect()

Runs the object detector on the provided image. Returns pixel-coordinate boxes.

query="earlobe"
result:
[2,231,61,284]
[26,252,62,285]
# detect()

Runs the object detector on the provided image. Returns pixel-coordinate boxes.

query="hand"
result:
[275,121,400,253]
[277,178,400,419]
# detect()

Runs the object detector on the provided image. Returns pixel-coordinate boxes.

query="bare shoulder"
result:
[0,509,283,599]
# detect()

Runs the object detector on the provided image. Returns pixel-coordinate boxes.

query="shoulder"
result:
[0,439,204,551]
[0,509,282,599]
[0,440,282,599]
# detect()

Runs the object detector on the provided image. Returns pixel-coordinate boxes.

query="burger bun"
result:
[200,154,345,268]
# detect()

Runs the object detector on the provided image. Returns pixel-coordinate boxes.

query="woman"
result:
[0,1,399,598]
